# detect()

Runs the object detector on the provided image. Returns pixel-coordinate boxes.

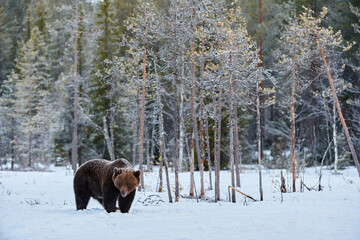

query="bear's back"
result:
[73,159,108,185]
[75,158,133,180]
[111,158,133,170]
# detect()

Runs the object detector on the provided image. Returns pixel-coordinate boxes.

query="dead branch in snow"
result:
[228,186,258,202]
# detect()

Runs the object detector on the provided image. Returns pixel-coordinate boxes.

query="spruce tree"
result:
[11,27,59,168]
[87,0,123,160]
[0,5,10,86]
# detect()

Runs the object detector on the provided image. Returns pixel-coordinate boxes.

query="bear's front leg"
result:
[118,189,136,213]
[102,186,119,213]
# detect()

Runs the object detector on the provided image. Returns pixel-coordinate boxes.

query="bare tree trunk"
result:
[228,31,235,203]
[109,86,115,160]
[138,6,148,191]
[28,129,32,168]
[214,21,226,203]
[258,0,265,161]
[313,124,317,166]
[162,146,173,203]
[146,136,150,170]
[256,81,263,201]
[333,103,339,173]
[189,6,197,198]
[189,76,197,198]
[185,134,191,172]
[132,87,140,167]
[239,145,243,173]
[158,117,172,202]
[138,64,145,191]
[325,103,333,165]
[190,131,195,197]
[171,21,180,202]
[71,1,79,173]
[11,138,14,170]
[103,116,115,161]
[280,170,286,193]
[234,85,240,187]
[198,49,206,197]
[179,55,186,173]
[109,113,115,160]
[204,112,212,190]
[158,114,171,201]
[193,114,203,197]
[214,98,219,201]
[154,61,163,193]
[231,14,241,178]
[158,154,163,192]
[199,91,205,197]
[179,86,185,173]
[149,124,155,171]
[214,89,222,202]
[192,100,203,196]
[291,45,297,192]
[155,61,172,202]
[217,90,222,200]
[316,35,360,177]
[256,0,264,200]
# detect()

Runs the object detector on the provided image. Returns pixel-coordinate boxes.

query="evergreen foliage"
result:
[0,0,359,176]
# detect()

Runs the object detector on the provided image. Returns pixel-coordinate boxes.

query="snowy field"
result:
[0,165,359,240]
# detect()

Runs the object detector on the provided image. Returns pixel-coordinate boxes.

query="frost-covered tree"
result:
[223,7,262,202]
[157,0,198,199]
[278,11,314,192]
[276,6,360,181]
[193,3,272,201]
[100,0,167,191]
[0,74,16,168]
[10,27,61,168]
[47,0,99,167]
[311,7,360,176]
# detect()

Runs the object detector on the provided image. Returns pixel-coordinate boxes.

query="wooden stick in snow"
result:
[228,186,258,202]
[301,182,314,191]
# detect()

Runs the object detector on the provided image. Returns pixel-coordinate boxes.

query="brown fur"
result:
[73,158,140,213]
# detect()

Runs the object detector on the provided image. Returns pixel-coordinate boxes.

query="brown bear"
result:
[73,158,140,213]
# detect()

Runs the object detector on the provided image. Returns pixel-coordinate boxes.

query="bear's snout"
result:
[120,190,126,197]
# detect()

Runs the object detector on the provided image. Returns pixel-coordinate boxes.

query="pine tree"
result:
[99,0,166,190]
[11,27,59,168]
[278,10,314,192]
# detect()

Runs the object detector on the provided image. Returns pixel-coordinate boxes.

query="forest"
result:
[0,0,359,201]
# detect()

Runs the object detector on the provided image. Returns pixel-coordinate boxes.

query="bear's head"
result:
[112,168,141,197]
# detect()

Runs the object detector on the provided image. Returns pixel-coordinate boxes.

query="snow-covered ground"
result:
[0,165,359,240]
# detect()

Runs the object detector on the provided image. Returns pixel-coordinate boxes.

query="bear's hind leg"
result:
[75,189,91,210]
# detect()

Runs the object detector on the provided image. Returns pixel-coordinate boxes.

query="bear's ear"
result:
[113,167,123,178]
[134,170,141,180]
